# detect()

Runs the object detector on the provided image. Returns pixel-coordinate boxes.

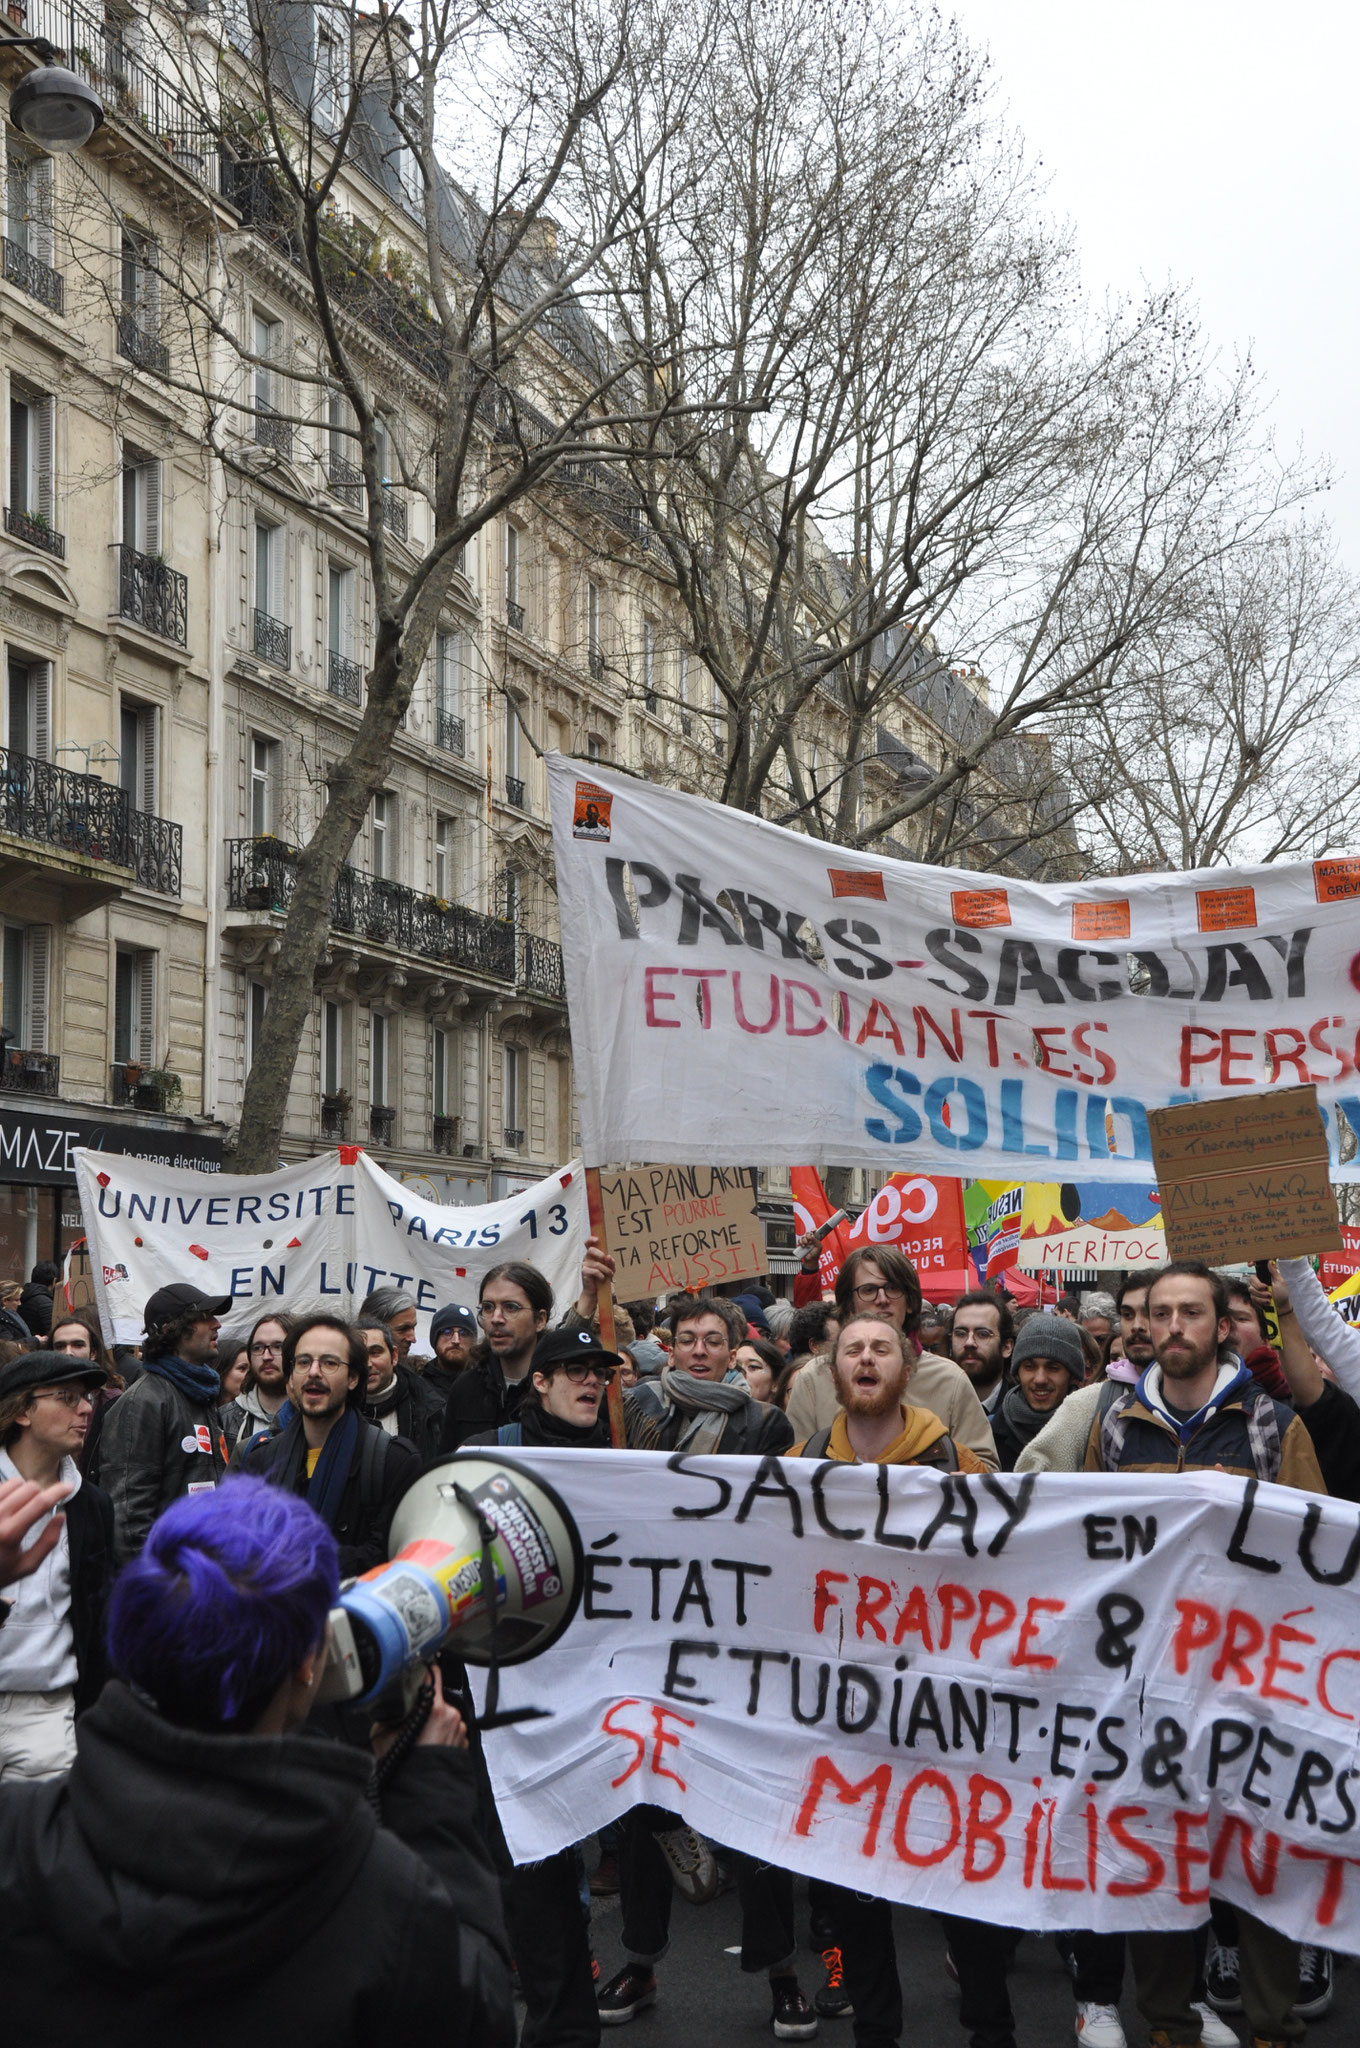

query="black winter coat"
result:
[98,1367,229,1562]
[241,1414,419,1577]
[66,1480,116,1714]
[364,1361,447,1463]
[0,1680,513,2048]
[1297,1379,1360,1502]
[18,1280,52,1335]
[439,1314,593,1455]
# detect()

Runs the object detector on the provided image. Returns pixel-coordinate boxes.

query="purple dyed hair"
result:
[107,1477,340,1731]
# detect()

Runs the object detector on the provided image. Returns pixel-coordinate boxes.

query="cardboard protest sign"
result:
[1014,1181,1165,1271]
[1148,1086,1342,1263]
[477,1451,1360,1948]
[596,1164,766,1295]
[548,753,1360,1181]
[75,1147,586,1346]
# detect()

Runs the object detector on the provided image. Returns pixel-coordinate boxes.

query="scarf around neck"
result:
[144,1353,222,1404]
[656,1367,751,1454]
[1000,1379,1062,1451]
[273,1407,360,1531]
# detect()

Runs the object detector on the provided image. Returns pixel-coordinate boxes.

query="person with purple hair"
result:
[0,1477,513,2046]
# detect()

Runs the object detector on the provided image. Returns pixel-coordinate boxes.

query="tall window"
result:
[586,733,603,762]
[434,629,456,710]
[322,998,343,1097]
[371,1010,389,1106]
[252,311,280,424]
[326,388,350,472]
[9,387,53,523]
[6,656,49,759]
[314,19,343,130]
[504,694,521,784]
[432,1025,450,1118]
[586,578,600,668]
[327,561,353,656]
[113,946,156,1065]
[502,866,521,925]
[254,519,281,617]
[119,226,159,333]
[6,149,52,262]
[643,618,656,710]
[2,923,49,1051]
[245,978,267,1065]
[372,791,394,879]
[505,523,520,610]
[434,813,454,899]
[503,1045,523,1145]
[119,698,158,814]
[121,447,160,554]
[249,733,278,836]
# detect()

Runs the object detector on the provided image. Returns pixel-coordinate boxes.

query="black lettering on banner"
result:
[824,918,893,981]
[1093,1715,1129,1782]
[811,1461,866,1543]
[1141,1716,1189,1800]
[874,1464,917,1550]
[628,1556,683,1621]
[904,1676,948,1752]
[734,1457,805,1536]
[1121,1514,1157,1559]
[1298,1499,1360,1586]
[836,1664,883,1735]
[924,928,989,1003]
[713,1558,773,1626]
[790,1657,830,1725]
[949,1683,988,1755]
[1050,1703,1097,1779]
[1093,1593,1145,1677]
[1242,1726,1295,1809]
[917,1477,979,1557]
[1286,1750,1337,1824]
[979,1472,1034,1553]
[1226,1477,1283,1574]
[729,1646,790,1715]
[583,1553,632,1621]
[992,1691,1040,1764]
[667,1453,733,1520]
[1207,1719,1254,1789]
[663,1638,720,1705]
[672,1560,715,1627]
[1084,1515,1120,1560]
[676,873,743,947]
[1323,1771,1359,1836]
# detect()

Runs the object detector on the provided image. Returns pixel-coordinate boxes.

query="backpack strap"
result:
[496,1423,524,1447]
[797,1425,834,1459]
[357,1418,387,1518]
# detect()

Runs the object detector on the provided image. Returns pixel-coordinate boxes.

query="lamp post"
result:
[4,37,104,153]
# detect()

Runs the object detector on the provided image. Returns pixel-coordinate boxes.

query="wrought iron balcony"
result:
[110,1063,180,1111]
[369,1104,395,1145]
[644,690,658,713]
[226,838,517,982]
[327,452,363,508]
[3,237,63,314]
[328,650,363,702]
[1,745,128,867]
[0,1049,58,1096]
[519,933,565,1001]
[505,775,526,810]
[435,709,465,756]
[321,1097,350,1140]
[4,507,65,559]
[680,711,693,737]
[382,490,407,540]
[254,405,293,460]
[253,608,291,669]
[503,1126,525,1151]
[588,648,604,680]
[118,545,187,644]
[506,599,525,632]
[129,808,183,896]
[433,1113,458,1155]
[117,314,169,378]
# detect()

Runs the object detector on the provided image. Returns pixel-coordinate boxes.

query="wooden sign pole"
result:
[585,1164,626,1447]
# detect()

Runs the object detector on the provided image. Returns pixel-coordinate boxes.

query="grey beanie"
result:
[1009,1313,1085,1381]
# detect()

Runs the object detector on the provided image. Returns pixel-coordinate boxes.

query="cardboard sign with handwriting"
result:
[597,1164,766,1295]
[1148,1085,1342,1263]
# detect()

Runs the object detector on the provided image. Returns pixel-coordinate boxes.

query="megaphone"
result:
[317,1452,583,1716]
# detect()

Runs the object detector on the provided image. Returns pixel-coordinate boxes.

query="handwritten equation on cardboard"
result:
[1148,1085,1342,1262]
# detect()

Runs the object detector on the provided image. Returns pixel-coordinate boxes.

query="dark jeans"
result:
[618,1804,795,1973]
[1129,1909,1301,2046]
[1068,1930,1125,2005]
[810,1881,1018,2048]
[508,1847,600,2048]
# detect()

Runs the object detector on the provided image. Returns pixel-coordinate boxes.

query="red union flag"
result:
[790,1166,850,1292]
[842,1174,969,1277]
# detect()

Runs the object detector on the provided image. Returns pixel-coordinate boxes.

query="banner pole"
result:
[585,1165,626,1448]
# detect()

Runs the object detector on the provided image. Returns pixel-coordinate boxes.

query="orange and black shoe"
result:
[814,1946,852,2020]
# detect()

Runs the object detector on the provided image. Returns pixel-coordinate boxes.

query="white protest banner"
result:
[75,1147,586,1345]
[476,1452,1360,1949]
[548,753,1360,1182]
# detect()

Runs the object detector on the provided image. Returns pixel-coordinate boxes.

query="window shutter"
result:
[7,154,28,248]
[9,398,27,516]
[33,158,52,266]
[136,951,156,1064]
[143,462,161,555]
[35,396,52,525]
[31,665,50,762]
[25,925,49,1051]
[139,704,157,814]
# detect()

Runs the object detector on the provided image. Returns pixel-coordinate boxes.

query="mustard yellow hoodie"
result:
[794,1405,987,1473]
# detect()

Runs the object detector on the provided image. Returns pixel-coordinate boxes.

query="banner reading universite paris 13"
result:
[475,1451,1360,1952]
[548,755,1360,1181]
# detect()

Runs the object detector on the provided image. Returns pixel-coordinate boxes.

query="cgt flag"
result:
[790,1166,851,1294]
[841,1174,969,1280]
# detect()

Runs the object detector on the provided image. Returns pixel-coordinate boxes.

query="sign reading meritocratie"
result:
[547,754,1360,1181]
[596,1164,766,1295]
[475,1452,1360,1951]
[1148,1086,1343,1263]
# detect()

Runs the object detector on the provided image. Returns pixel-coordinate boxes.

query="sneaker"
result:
[1076,2003,1127,2048]
[597,1964,658,2025]
[814,1946,852,2020]
[1206,1945,1243,2015]
[590,1851,621,1895]
[1293,1947,1333,2020]
[653,1824,719,1904]
[591,1955,601,1986]
[771,1976,819,2040]
[1193,2003,1240,2047]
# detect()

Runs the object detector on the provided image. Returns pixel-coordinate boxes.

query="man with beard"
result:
[439,1239,616,1453]
[1014,1275,1153,1476]
[357,1317,445,1461]
[949,1290,1014,1419]
[788,1316,1011,2048]
[99,1284,234,1560]
[988,1316,1084,1471]
[1084,1259,1323,2048]
[424,1304,479,1403]
[223,1311,295,1454]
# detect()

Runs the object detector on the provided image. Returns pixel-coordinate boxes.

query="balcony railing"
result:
[129,807,183,896]
[433,1113,458,1154]
[253,608,291,669]
[327,452,363,508]
[382,490,407,540]
[226,838,518,981]
[321,1097,350,1140]
[505,775,526,810]
[2,236,63,314]
[506,599,525,632]
[1,745,127,867]
[680,711,693,737]
[116,313,169,378]
[254,405,292,460]
[19,0,221,191]
[435,709,465,756]
[0,1049,58,1096]
[4,507,65,559]
[588,648,604,680]
[118,545,187,645]
[110,1064,179,1111]
[519,933,565,1000]
[369,1104,395,1145]
[503,1126,525,1151]
[328,650,363,702]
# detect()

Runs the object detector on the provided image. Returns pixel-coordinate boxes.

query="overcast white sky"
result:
[950,0,1360,563]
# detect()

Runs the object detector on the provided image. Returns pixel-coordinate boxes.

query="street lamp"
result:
[5,39,104,154]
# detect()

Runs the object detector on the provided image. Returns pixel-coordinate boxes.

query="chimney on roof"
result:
[505,209,559,268]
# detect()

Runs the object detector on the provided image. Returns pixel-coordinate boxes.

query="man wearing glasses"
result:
[786,1248,998,1470]
[440,1237,616,1453]
[223,1311,295,1453]
[0,1349,114,1778]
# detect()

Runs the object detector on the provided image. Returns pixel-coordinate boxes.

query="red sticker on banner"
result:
[96,1173,110,1188]
[338,1145,360,1165]
[189,1244,209,1261]
[287,1237,301,1248]
[559,1171,573,1187]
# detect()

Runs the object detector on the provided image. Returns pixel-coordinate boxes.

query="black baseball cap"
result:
[144,1283,234,1336]
[0,1350,108,1400]
[531,1327,623,1375]
[430,1303,478,1342]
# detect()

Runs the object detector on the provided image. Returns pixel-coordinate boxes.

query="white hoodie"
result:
[0,1448,79,1692]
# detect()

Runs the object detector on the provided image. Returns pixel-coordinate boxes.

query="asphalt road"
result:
[584,1873,1355,2047]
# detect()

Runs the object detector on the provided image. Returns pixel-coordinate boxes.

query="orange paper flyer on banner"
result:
[1195,886,1257,932]
[949,888,1010,928]
[1070,900,1131,941]
[572,781,612,840]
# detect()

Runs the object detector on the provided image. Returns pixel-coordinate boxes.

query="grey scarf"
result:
[655,1368,751,1454]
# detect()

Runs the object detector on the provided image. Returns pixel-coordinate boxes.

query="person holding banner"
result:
[440,1240,616,1454]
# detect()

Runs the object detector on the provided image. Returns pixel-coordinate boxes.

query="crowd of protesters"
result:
[1,1220,1358,2048]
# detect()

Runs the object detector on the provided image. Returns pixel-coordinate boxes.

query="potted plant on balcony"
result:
[138,1068,183,1112]
[122,1060,144,1089]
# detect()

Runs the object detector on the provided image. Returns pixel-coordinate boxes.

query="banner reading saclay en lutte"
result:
[547,755,1360,1181]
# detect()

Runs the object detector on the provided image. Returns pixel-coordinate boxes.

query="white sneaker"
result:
[1075,2002,1127,2048]
[1192,2001,1240,2047]
[652,1823,719,1903]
